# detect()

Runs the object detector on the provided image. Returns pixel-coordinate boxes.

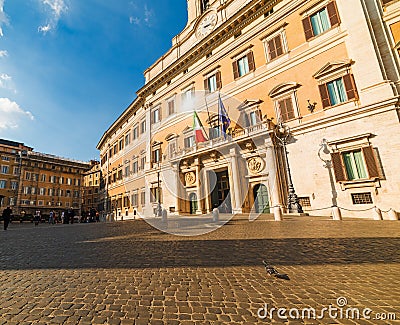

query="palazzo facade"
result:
[97,0,400,219]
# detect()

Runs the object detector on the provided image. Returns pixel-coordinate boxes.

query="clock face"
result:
[196,13,217,38]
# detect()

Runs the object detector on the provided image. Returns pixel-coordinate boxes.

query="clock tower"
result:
[187,0,211,25]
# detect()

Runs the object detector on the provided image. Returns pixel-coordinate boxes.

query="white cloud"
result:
[129,3,154,27]
[0,73,15,93]
[38,0,68,35]
[0,0,9,37]
[129,17,140,25]
[0,98,34,129]
[38,24,52,34]
[0,50,8,57]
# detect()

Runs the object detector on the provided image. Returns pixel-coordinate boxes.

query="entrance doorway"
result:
[253,184,270,213]
[189,193,198,214]
[210,170,232,213]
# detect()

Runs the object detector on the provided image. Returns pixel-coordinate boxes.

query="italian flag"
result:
[193,111,207,143]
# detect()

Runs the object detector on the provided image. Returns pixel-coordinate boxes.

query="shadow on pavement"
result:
[0,220,399,270]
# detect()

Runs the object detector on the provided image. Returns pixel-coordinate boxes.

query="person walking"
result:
[49,210,54,224]
[2,206,12,230]
[34,210,41,226]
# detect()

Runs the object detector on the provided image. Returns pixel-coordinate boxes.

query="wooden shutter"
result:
[268,39,277,60]
[343,74,358,101]
[302,17,314,41]
[204,78,209,92]
[362,146,380,178]
[275,35,283,57]
[331,152,346,181]
[216,71,222,89]
[319,84,331,108]
[232,60,239,79]
[247,51,255,72]
[327,1,341,27]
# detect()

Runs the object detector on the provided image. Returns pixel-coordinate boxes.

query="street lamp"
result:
[274,122,303,214]
[318,139,338,207]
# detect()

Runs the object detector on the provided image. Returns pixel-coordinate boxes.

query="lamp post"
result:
[274,122,303,214]
[318,138,338,207]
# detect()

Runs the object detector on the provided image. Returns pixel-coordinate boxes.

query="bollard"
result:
[388,209,399,221]
[274,206,283,221]
[373,207,383,220]
[331,206,342,220]
[162,208,167,223]
[212,208,219,222]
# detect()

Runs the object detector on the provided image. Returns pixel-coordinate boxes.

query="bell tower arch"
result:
[187,0,211,24]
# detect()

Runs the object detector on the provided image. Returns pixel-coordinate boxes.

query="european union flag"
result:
[218,94,230,137]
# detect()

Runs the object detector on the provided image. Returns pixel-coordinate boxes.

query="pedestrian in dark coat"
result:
[2,206,12,230]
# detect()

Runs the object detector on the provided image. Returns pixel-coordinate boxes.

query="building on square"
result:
[97,0,400,219]
[0,138,91,219]
[81,160,104,218]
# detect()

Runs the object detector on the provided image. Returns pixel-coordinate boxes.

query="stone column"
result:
[202,169,211,213]
[265,138,282,209]
[194,158,202,214]
[229,148,243,214]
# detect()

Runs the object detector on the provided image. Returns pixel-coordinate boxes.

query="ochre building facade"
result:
[97,0,400,219]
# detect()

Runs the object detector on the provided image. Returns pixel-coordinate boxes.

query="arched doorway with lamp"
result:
[189,192,198,215]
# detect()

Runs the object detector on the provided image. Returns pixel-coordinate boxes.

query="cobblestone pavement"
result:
[0,217,399,324]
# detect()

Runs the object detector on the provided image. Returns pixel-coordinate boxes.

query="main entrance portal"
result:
[210,170,232,213]
[253,183,270,213]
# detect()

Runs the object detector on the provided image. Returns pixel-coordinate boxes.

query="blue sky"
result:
[0,0,187,161]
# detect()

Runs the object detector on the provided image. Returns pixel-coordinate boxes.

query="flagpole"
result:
[218,92,221,138]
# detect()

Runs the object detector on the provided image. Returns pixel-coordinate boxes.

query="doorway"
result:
[253,183,270,213]
[210,170,232,213]
[189,193,198,214]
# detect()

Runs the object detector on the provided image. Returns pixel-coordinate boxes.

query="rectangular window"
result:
[182,88,194,102]
[40,188,45,195]
[1,156,10,161]
[319,74,358,108]
[303,2,340,40]
[184,136,195,148]
[124,165,130,177]
[151,108,161,124]
[167,99,175,116]
[204,72,222,93]
[278,98,295,122]
[331,146,380,182]
[0,180,6,189]
[266,35,284,61]
[233,52,255,79]
[13,167,20,175]
[141,191,146,205]
[150,187,162,203]
[1,166,9,174]
[152,149,161,163]
[132,161,138,174]
[249,110,261,126]
[119,139,124,151]
[140,120,146,134]
[11,181,18,190]
[351,192,373,205]
[133,125,139,139]
[140,157,146,170]
[131,193,138,206]
[298,197,311,207]
[238,56,249,77]
[343,150,368,180]
[125,133,131,146]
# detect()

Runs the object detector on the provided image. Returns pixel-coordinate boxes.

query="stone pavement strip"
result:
[0,218,399,324]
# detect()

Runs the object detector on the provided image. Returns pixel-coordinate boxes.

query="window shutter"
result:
[204,78,209,92]
[302,17,314,41]
[331,152,346,182]
[268,39,277,60]
[232,60,239,79]
[343,74,358,101]
[275,35,283,57]
[362,146,380,178]
[319,84,331,108]
[327,1,340,27]
[216,71,222,89]
[247,51,255,71]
